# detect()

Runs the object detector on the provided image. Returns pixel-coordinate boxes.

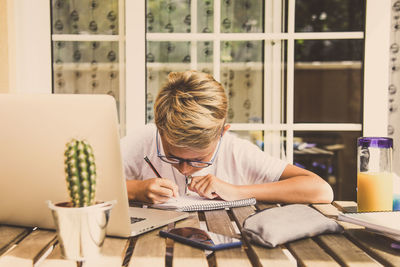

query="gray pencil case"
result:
[242,204,344,248]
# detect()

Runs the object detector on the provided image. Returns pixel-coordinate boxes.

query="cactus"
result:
[64,139,97,207]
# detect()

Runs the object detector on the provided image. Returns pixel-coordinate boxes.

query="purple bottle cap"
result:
[357,137,393,148]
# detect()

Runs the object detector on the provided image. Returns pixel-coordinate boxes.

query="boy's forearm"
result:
[236,175,333,204]
[126,179,143,200]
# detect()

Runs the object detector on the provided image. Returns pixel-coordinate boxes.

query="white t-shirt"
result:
[120,124,288,195]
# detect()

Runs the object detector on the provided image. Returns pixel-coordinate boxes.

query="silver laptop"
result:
[0,94,188,237]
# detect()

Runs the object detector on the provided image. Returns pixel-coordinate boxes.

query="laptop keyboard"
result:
[130,216,146,224]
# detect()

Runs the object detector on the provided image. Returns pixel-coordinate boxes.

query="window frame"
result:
[7,0,391,164]
[126,0,385,163]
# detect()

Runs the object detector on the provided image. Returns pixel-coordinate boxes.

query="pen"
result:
[144,156,161,178]
[144,156,178,202]
[185,175,192,195]
[391,242,400,250]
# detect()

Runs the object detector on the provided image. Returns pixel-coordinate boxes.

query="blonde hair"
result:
[154,70,228,149]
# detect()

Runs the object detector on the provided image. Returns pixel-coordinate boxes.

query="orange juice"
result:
[357,172,393,212]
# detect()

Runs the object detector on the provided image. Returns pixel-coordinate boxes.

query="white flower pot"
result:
[48,200,115,261]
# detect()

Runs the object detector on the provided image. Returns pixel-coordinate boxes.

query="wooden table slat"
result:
[37,245,76,267]
[204,209,252,267]
[312,204,341,218]
[312,202,384,266]
[345,229,400,267]
[231,206,295,267]
[333,201,358,213]
[173,212,208,267]
[39,236,129,267]
[0,225,31,256]
[128,225,167,267]
[2,202,400,266]
[337,221,366,230]
[251,246,296,267]
[316,234,383,266]
[0,229,56,267]
[230,206,255,227]
[255,203,279,211]
[205,209,238,238]
[101,237,130,266]
[286,238,341,267]
[326,202,368,230]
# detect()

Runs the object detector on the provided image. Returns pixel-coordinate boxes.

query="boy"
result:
[121,70,333,204]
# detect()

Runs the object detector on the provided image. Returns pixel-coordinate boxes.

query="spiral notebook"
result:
[338,211,400,239]
[151,195,256,212]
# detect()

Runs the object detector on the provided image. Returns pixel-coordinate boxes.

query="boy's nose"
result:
[177,161,192,176]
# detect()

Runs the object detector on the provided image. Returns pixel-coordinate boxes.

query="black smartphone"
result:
[159,227,242,251]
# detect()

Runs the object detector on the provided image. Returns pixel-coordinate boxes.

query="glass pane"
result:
[295,39,363,62]
[51,0,119,35]
[197,41,214,74]
[221,41,263,123]
[52,41,119,100]
[147,41,213,67]
[294,39,363,123]
[294,131,361,201]
[146,40,216,123]
[198,0,214,33]
[231,130,286,160]
[146,0,191,33]
[295,0,365,32]
[53,41,119,63]
[147,41,192,63]
[221,0,264,33]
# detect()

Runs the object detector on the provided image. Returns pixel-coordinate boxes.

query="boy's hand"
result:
[188,174,240,201]
[136,178,179,204]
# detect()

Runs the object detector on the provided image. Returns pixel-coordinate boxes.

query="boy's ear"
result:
[222,124,231,136]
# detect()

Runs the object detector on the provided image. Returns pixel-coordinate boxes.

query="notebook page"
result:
[153,195,229,209]
[338,212,400,237]
[151,194,256,211]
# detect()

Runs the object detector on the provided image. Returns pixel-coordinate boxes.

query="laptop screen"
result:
[0,94,132,237]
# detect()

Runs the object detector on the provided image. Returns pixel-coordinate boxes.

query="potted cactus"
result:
[48,138,115,261]
[64,139,97,207]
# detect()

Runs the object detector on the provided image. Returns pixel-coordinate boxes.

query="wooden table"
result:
[1,201,399,267]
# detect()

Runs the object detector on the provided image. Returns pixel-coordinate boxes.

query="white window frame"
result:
[363,0,390,137]
[7,0,391,163]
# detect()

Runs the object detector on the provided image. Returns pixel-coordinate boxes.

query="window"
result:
[50,0,126,133]
[9,0,391,200]
[136,0,365,200]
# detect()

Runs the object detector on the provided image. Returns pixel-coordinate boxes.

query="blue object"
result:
[391,243,400,250]
[357,137,393,149]
[393,194,400,211]
[159,228,242,251]
[294,162,306,169]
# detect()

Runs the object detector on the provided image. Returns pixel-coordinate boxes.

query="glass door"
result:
[50,0,126,133]
[142,0,365,200]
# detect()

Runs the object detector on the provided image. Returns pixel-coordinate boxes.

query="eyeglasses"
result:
[156,129,222,168]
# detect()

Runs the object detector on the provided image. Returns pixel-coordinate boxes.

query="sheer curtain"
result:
[389,0,400,175]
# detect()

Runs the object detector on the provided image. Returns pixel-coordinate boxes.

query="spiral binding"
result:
[179,197,256,212]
